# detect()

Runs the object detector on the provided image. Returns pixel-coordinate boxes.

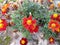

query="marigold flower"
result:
[0,19,7,31]
[49,37,55,44]
[22,15,39,33]
[20,38,28,45]
[50,13,58,20]
[2,3,10,15]
[48,20,59,32]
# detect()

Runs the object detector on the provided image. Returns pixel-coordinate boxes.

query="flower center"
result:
[21,40,25,44]
[0,19,3,23]
[50,38,53,42]
[53,14,58,18]
[27,20,32,25]
[0,23,4,28]
[51,23,56,28]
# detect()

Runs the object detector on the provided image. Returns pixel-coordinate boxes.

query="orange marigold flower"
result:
[49,37,55,44]
[20,38,28,45]
[48,20,59,32]
[2,3,10,15]
[0,19,7,31]
[51,14,60,22]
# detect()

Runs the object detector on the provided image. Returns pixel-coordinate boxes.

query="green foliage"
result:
[11,0,58,39]
[11,10,33,40]
[0,0,3,3]
[0,37,3,44]
[41,24,57,39]
[4,36,11,45]
[40,11,58,39]
[0,36,11,45]
[19,1,48,19]
[22,30,32,40]
[11,11,24,31]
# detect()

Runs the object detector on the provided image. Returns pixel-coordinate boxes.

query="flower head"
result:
[50,13,58,20]
[2,3,10,15]
[48,20,59,32]
[22,15,36,26]
[49,37,55,44]
[0,19,7,31]
[22,15,39,33]
[20,38,28,45]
